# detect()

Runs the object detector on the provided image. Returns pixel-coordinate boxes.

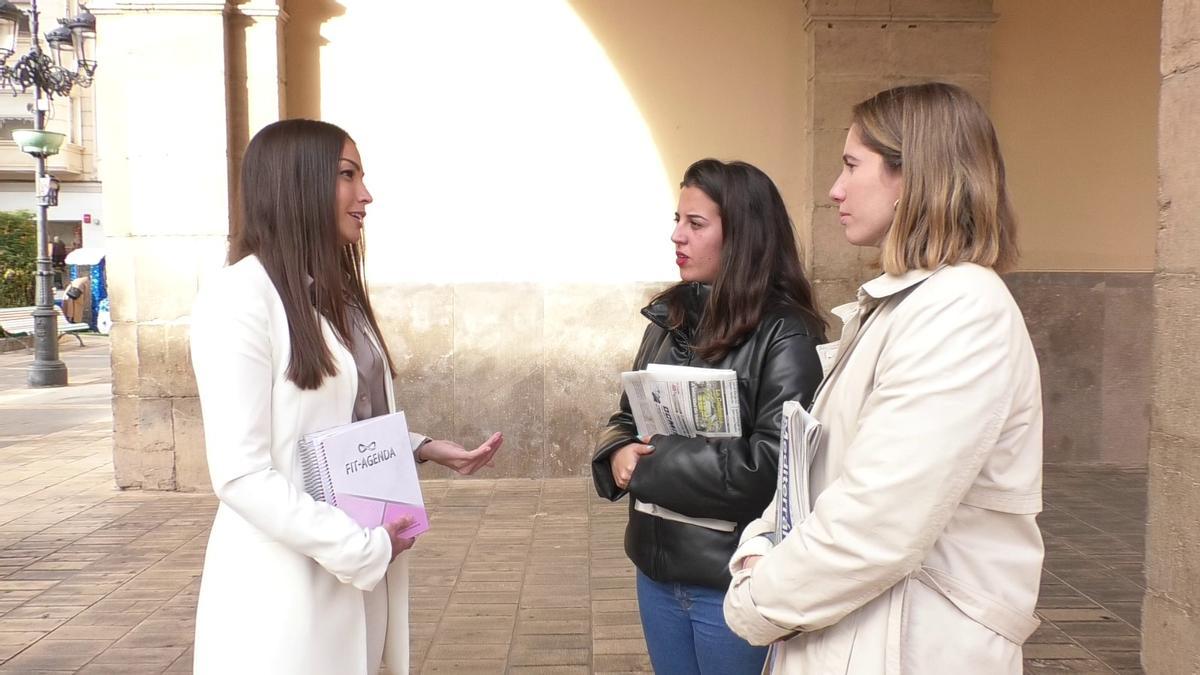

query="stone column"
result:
[802,0,994,315]
[226,1,287,183]
[1143,0,1200,670]
[90,1,238,490]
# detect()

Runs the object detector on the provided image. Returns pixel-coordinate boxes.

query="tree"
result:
[0,211,36,308]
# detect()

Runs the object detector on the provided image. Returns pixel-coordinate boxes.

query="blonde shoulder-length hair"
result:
[852,82,1018,274]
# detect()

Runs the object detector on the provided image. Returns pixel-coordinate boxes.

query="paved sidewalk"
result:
[0,341,1147,673]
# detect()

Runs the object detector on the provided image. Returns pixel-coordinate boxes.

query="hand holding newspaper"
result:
[621,364,741,438]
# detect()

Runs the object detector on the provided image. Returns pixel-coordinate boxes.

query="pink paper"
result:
[337,493,430,538]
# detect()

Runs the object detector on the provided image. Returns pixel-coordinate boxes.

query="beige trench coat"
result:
[190,255,422,675]
[724,264,1044,674]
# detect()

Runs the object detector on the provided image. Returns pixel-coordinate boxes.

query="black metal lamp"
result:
[66,5,94,78]
[44,23,72,69]
[0,1,21,61]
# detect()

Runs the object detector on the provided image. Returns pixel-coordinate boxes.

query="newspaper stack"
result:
[774,400,822,538]
[621,364,741,438]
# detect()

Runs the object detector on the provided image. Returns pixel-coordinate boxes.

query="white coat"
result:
[189,255,419,675]
[724,263,1044,674]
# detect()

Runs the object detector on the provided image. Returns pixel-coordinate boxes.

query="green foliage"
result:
[0,211,36,308]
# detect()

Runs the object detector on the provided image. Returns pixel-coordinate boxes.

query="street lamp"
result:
[0,1,98,387]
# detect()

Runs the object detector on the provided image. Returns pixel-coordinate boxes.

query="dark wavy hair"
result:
[228,119,394,389]
[654,158,824,361]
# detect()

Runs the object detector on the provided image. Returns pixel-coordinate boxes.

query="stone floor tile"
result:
[0,617,67,632]
[419,658,506,673]
[441,602,517,618]
[592,653,654,671]
[1024,643,1096,659]
[0,662,87,667]
[511,634,589,650]
[40,625,130,642]
[515,619,589,635]
[76,665,165,675]
[508,646,589,666]
[1075,634,1141,653]
[593,638,648,655]
[0,638,111,670]
[431,628,512,645]
[1039,608,1121,622]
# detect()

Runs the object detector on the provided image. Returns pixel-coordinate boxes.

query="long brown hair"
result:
[852,82,1019,274]
[229,119,395,390]
[654,159,823,362]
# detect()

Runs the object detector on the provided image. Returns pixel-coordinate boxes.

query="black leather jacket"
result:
[592,283,824,589]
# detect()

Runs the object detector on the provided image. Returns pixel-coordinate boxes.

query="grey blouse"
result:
[347,303,389,423]
[346,303,429,461]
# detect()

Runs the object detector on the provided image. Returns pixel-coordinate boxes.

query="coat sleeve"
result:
[591,324,665,501]
[625,329,823,523]
[724,284,1020,644]
[189,275,391,591]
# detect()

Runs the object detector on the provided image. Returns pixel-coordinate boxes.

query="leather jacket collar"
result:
[641,282,711,342]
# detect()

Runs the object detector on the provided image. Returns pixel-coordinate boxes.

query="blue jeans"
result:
[636,571,768,675]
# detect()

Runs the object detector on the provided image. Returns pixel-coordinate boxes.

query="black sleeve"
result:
[591,324,667,501]
[625,330,823,522]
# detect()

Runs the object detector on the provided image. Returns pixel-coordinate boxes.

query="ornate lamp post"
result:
[0,1,97,387]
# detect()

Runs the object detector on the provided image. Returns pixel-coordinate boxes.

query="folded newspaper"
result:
[763,401,823,672]
[621,364,741,438]
[774,400,822,538]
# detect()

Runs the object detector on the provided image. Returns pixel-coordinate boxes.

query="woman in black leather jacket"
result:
[592,158,825,675]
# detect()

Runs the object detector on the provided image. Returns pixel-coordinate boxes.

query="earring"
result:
[893,199,900,210]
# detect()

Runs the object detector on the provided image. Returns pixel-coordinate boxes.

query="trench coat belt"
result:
[884,566,1041,673]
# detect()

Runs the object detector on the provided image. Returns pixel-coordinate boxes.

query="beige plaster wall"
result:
[567,0,810,241]
[283,0,808,286]
[991,0,1160,272]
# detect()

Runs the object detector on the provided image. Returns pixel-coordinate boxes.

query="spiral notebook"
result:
[298,411,429,538]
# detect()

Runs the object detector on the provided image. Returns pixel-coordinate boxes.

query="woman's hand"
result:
[610,437,655,490]
[383,516,416,562]
[418,432,503,475]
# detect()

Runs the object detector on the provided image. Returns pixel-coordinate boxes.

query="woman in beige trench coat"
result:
[724,83,1043,674]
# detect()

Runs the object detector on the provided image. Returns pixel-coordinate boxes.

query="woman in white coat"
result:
[189,119,503,675]
[723,83,1043,673]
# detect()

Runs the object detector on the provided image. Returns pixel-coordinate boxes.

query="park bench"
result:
[0,306,88,348]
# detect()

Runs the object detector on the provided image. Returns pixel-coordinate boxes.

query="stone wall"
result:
[1142,0,1200,670]
[1006,273,1153,466]
[378,282,667,480]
